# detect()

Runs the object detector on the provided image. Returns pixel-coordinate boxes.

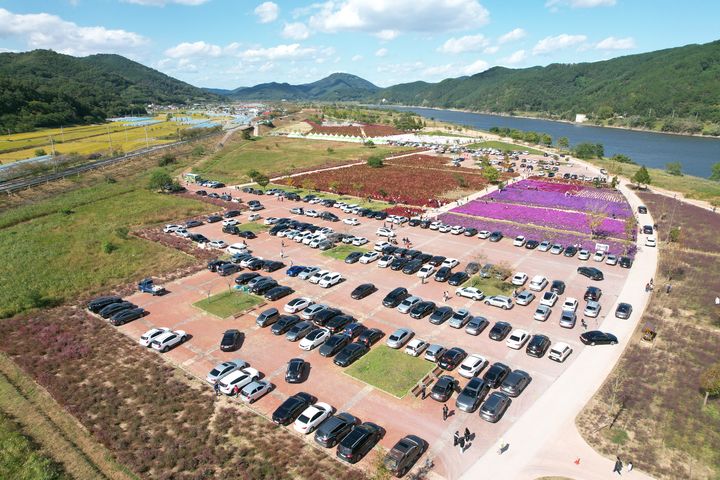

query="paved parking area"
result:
[119,187,631,479]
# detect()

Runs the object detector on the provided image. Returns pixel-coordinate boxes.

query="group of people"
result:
[452,428,474,453]
[213,382,240,397]
[613,456,633,475]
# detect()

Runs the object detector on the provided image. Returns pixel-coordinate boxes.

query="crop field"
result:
[193,135,407,185]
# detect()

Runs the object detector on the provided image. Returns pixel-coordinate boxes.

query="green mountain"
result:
[226,73,379,101]
[372,40,720,126]
[0,49,217,133]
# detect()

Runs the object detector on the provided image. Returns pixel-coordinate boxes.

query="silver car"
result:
[583,300,601,318]
[500,370,531,397]
[298,267,320,280]
[465,316,489,336]
[206,359,248,384]
[515,291,535,306]
[424,344,446,362]
[397,296,422,314]
[301,303,327,321]
[559,310,577,328]
[448,308,471,328]
[386,328,413,348]
[533,305,551,321]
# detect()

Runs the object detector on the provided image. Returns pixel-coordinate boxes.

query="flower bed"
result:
[384,205,424,217]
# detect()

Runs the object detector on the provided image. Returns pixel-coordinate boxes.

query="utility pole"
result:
[144,126,150,149]
[106,124,113,150]
[49,136,55,156]
[60,125,65,142]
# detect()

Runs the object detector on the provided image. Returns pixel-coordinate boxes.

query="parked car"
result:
[448,271,469,286]
[484,296,514,310]
[206,359,248,384]
[220,329,243,351]
[285,358,309,383]
[256,308,279,327]
[458,354,487,378]
[483,362,511,388]
[500,370,531,397]
[218,367,260,395]
[150,330,187,352]
[294,402,334,434]
[314,412,358,448]
[409,301,436,319]
[584,300,601,318]
[548,342,573,362]
[398,296,422,314]
[99,301,135,319]
[386,328,413,348]
[430,375,458,402]
[488,321,512,341]
[319,334,352,357]
[580,331,618,345]
[456,377,490,413]
[438,347,467,371]
[87,295,122,313]
[351,283,377,300]
[578,266,604,281]
[526,334,551,357]
[424,344,446,363]
[334,342,370,367]
[615,302,633,319]
[299,328,331,350]
[383,287,409,308]
[139,327,171,348]
[528,275,548,291]
[345,252,363,264]
[272,392,315,425]
[109,307,146,326]
[429,306,453,325]
[550,280,566,294]
[506,329,530,349]
[286,321,314,342]
[480,392,512,423]
[271,315,301,335]
[404,339,429,357]
[448,308,472,328]
[239,380,272,403]
[455,287,484,301]
[540,291,558,307]
[319,272,343,288]
[336,422,384,464]
[515,291,535,306]
[383,435,427,478]
[465,316,489,336]
[356,328,383,347]
[559,309,577,328]
[265,286,293,301]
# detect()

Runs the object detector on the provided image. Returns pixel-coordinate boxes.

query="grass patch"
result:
[346,346,433,398]
[0,413,69,480]
[266,183,391,210]
[321,244,370,261]
[467,140,545,155]
[236,222,269,233]
[193,136,406,185]
[463,276,515,296]
[193,290,263,318]
[608,428,630,445]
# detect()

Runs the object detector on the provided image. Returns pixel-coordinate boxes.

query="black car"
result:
[409,301,436,319]
[285,358,309,383]
[464,228,478,237]
[218,263,240,276]
[455,377,490,413]
[189,233,209,243]
[319,334,351,357]
[464,262,480,275]
[207,259,226,272]
[638,205,648,214]
[220,329,243,351]
[382,245,398,256]
[550,280,566,294]
[351,283,377,300]
[196,190,207,196]
[336,422,384,464]
[356,328,384,347]
[430,375,458,401]
[206,215,222,223]
[419,220,431,229]
[448,271,469,286]
[235,272,260,285]
[251,279,278,295]
[408,218,421,227]
[500,370,532,397]
[402,259,423,275]
[383,287,409,308]
[563,246,578,257]
[246,258,265,271]
[343,322,367,339]
[438,347,467,371]
[390,257,409,271]
[619,256,633,268]
[383,435,427,477]
[87,295,122,313]
[642,225,654,234]
[313,308,342,327]
[428,255,446,267]
[263,260,285,272]
[264,285,293,301]
[374,211,388,220]
[223,224,239,234]
[584,286,602,301]
[615,302,633,319]
[345,251,364,264]
[326,314,354,334]
[526,334,551,358]
[488,231,504,242]
[185,219,203,228]
[483,362,511,388]
[479,392,512,423]
[256,307,280,327]
[99,301,135,319]
[286,321,314,341]
[109,307,146,326]
[577,266,604,281]
[525,240,540,249]
[224,210,241,218]
[271,315,301,335]
[434,266,452,282]
[314,412,358,447]
[429,306,453,325]
[334,342,370,367]
[488,321,512,341]
[272,392,315,425]
[580,330,618,345]
[238,230,257,239]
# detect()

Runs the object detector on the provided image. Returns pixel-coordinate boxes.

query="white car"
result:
[548,342,573,363]
[606,255,618,266]
[537,241,551,252]
[540,291,558,307]
[290,207,304,215]
[263,217,278,225]
[206,359,248,384]
[578,249,591,260]
[386,328,413,348]
[450,226,465,235]
[417,264,436,279]
[163,224,182,233]
[150,330,187,352]
[284,297,313,314]
[376,227,396,238]
[429,221,441,230]
[227,243,249,255]
[506,329,530,349]
[593,251,606,262]
[455,287,484,301]
[175,228,190,238]
[378,255,394,268]
[562,298,579,312]
[352,237,368,246]
[294,402,334,434]
[549,244,563,255]
[533,305,551,321]
[319,272,343,288]
[209,240,227,249]
[139,327,170,347]
[458,354,488,378]
[438,224,452,233]
[374,241,391,252]
[528,275,548,291]
[308,269,329,284]
[222,218,239,227]
[298,267,320,280]
[584,300,601,318]
[645,236,656,247]
[218,367,260,395]
[404,339,429,357]
[299,328,330,350]
[240,256,262,268]
[478,230,491,239]
[441,258,459,269]
[484,295,514,310]
[248,213,261,221]
[359,251,380,264]
[343,218,360,225]
[305,209,319,217]
[515,290,535,306]
[308,237,326,249]
[511,272,528,286]
[341,235,355,244]
[239,380,272,403]
[300,303,327,320]
[397,296,422,314]
[513,236,526,247]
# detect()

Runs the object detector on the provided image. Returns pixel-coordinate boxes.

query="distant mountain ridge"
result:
[212,73,379,101]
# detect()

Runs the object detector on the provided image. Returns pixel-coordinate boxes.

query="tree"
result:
[367,155,384,168]
[557,137,569,149]
[148,169,179,192]
[666,162,683,176]
[241,128,252,140]
[610,154,634,164]
[610,176,619,188]
[254,173,270,187]
[158,153,176,167]
[710,162,720,181]
[246,169,261,181]
[482,165,500,183]
[700,362,720,406]
[34,148,47,156]
[632,165,651,188]
[573,142,604,159]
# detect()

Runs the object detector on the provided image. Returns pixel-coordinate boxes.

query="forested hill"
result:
[371,40,720,130]
[0,50,217,133]
[220,73,380,101]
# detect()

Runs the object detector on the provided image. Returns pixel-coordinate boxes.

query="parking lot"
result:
[119,185,632,479]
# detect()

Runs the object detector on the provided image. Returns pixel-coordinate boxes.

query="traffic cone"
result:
[574,458,581,465]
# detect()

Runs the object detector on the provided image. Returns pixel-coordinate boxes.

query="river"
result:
[382,106,720,178]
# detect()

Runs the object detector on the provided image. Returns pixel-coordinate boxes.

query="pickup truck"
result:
[138,278,166,296]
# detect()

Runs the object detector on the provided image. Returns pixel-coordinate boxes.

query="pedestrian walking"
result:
[463,428,471,442]
[442,404,449,421]
[497,439,508,454]
[461,441,470,453]
[715,296,720,306]
[213,382,221,396]
[453,431,460,447]
[420,383,427,399]
[581,318,588,330]
[233,384,240,397]
[458,437,465,451]
[613,457,623,475]
[626,462,633,472]
[666,283,672,294]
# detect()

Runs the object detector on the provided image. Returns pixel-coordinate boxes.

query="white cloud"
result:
[422,58,488,78]
[375,47,388,57]
[258,62,274,72]
[0,8,147,56]
[240,43,318,61]
[438,34,489,54]
[596,36,636,50]
[483,45,499,54]
[164,41,222,58]
[254,2,279,23]
[498,28,526,44]
[375,29,398,41]
[532,34,587,54]
[282,22,310,40]
[460,59,488,75]
[503,49,526,65]
[546,0,615,8]
[123,0,210,5]
[309,0,489,37]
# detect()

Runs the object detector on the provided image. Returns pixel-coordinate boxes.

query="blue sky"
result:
[1,0,718,89]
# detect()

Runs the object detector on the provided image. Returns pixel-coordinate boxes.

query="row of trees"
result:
[489,126,552,146]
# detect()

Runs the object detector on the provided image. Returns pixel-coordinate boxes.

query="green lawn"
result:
[322,244,370,261]
[467,140,545,155]
[462,276,515,296]
[345,346,434,398]
[0,176,214,319]
[193,136,406,185]
[235,221,269,233]
[266,183,392,210]
[0,414,68,480]
[193,290,263,318]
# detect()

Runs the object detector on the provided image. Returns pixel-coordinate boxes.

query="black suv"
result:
[220,329,242,351]
[483,362,511,388]
[314,412,358,448]
[584,286,603,301]
[337,422,384,464]
[271,392,315,425]
[382,287,409,307]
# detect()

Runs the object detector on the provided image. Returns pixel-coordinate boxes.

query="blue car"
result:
[286,265,307,277]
